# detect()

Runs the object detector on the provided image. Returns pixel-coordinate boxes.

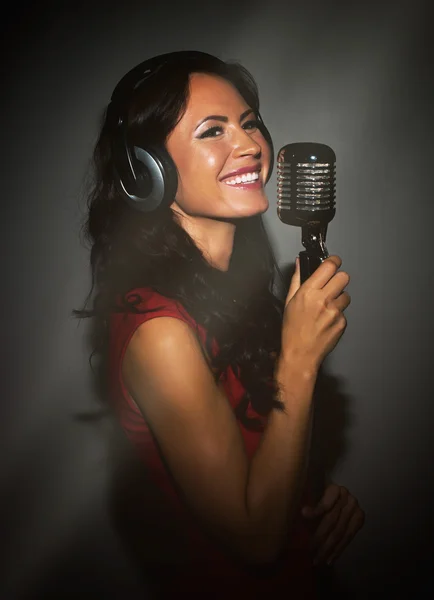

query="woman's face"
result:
[166,73,271,220]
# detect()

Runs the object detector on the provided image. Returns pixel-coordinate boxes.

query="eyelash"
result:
[199,120,258,139]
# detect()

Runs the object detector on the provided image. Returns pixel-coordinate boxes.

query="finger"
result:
[302,256,342,291]
[314,507,351,564]
[333,291,351,312]
[311,505,342,552]
[325,509,365,565]
[302,483,340,519]
[322,270,350,303]
[311,487,349,548]
[286,257,301,303]
[316,483,342,513]
[314,494,357,564]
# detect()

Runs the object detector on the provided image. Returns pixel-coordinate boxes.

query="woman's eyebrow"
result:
[194,108,254,131]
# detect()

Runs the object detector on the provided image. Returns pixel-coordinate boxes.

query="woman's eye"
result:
[243,120,258,130]
[199,126,223,139]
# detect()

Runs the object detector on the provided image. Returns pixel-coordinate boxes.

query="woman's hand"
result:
[301,482,365,565]
[280,256,351,375]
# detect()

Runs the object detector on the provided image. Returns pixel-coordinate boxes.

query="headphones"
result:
[107,51,274,212]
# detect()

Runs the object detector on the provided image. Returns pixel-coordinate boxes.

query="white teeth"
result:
[223,171,260,185]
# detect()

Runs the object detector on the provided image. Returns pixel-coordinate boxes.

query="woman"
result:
[77,51,364,598]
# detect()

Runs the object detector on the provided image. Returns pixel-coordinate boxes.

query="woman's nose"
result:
[231,127,262,158]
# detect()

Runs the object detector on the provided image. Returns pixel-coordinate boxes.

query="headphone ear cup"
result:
[117,144,178,212]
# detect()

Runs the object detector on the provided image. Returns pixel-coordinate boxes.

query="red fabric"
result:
[109,288,317,598]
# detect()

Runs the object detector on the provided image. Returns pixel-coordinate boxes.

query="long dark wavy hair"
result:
[75,52,287,431]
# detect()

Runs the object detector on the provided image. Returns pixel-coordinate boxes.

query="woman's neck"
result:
[171,206,236,272]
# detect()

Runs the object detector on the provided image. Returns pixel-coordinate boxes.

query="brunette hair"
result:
[76,52,286,430]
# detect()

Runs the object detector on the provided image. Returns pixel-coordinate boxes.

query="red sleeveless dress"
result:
[109,288,317,599]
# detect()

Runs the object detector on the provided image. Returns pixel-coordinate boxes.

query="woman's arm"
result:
[123,316,317,565]
[123,256,350,565]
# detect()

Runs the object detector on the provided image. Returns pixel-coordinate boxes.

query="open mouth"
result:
[222,171,261,186]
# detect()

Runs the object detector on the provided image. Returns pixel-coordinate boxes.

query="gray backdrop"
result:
[2,0,433,597]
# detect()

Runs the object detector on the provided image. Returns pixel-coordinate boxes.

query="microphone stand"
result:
[298,222,330,504]
[298,224,340,593]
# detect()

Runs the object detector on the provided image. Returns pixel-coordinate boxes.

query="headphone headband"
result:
[111,51,223,106]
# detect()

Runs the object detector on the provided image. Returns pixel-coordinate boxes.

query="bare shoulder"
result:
[123,316,215,406]
[128,315,203,357]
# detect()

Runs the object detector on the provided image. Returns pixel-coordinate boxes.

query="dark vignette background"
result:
[1,1,433,598]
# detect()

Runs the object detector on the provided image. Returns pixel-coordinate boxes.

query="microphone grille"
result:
[277,143,336,225]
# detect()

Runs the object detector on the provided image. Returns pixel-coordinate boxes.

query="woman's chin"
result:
[238,198,269,217]
[224,193,269,217]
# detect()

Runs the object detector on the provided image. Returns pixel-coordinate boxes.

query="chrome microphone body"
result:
[277,143,336,283]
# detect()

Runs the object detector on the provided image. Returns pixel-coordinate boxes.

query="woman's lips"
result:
[219,165,262,182]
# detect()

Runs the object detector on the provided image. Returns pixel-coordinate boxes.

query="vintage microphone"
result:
[277,142,336,283]
[276,143,338,537]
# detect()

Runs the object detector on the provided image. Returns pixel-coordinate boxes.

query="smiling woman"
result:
[166,72,271,270]
[75,51,354,599]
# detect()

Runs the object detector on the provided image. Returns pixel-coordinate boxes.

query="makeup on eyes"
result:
[194,108,254,131]
[197,117,258,139]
